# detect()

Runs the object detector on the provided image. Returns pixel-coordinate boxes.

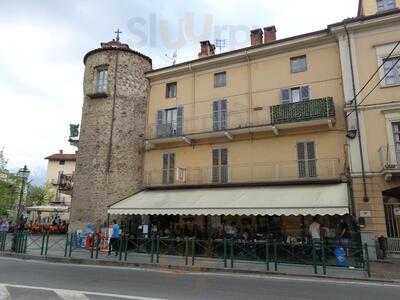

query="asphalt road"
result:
[0,257,399,300]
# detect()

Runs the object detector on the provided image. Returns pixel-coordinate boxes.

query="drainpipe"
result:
[344,23,369,203]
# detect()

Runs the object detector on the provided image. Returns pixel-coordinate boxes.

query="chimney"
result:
[250,28,263,46]
[264,26,277,44]
[198,40,216,58]
[59,149,63,154]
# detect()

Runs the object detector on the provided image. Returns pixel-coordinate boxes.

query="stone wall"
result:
[70,46,152,230]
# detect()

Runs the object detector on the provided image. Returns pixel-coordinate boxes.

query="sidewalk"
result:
[371,259,400,281]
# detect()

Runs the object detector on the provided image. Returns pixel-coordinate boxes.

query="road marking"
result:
[0,285,11,300]
[55,290,90,300]
[0,283,167,300]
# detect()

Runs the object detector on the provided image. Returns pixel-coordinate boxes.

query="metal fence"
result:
[0,232,371,278]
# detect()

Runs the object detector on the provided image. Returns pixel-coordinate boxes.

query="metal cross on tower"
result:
[115,29,122,42]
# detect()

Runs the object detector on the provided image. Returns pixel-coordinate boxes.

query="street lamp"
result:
[15,165,30,230]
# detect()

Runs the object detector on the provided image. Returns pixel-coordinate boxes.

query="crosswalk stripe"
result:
[55,289,90,300]
[0,284,11,300]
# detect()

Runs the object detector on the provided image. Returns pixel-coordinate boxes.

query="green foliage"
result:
[0,180,18,216]
[26,184,55,207]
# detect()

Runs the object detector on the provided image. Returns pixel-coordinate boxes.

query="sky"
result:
[0,0,358,185]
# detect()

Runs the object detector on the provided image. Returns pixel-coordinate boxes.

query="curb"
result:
[2,252,400,285]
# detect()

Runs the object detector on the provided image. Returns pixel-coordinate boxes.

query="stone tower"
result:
[70,38,152,230]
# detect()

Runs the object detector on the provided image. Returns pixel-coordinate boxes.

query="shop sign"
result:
[359,210,372,218]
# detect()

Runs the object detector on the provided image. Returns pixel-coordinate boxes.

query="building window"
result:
[297,141,317,178]
[290,55,307,73]
[162,153,175,184]
[383,57,400,86]
[156,107,183,137]
[377,0,396,12]
[213,99,227,131]
[166,82,177,98]
[95,68,108,93]
[212,148,228,183]
[214,71,226,88]
[59,160,65,165]
[280,86,310,104]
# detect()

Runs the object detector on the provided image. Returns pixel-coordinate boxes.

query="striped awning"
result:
[108,183,349,216]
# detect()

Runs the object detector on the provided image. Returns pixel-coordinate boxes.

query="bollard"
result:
[191,238,195,266]
[265,240,270,271]
[312,241,317,274]
[95,236,100,259]
[156,236,160,264]
[23,233,28,254]
[64,233,69,257]
[185,238,189,266]
[364,243,371,278]
[321,242,326,275]
[223,238,227,268]
[273,240,278,272]
[230,239,234,269]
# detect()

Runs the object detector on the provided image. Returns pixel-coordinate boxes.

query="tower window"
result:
[166,82,177,98]
[214,71,226,88]
[290,55,307,73]
[95,67,108,93]
[59,160,65,165]
[383,57,400,86]
[377,0,396,12]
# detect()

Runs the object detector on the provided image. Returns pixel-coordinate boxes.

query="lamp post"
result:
[15,165,30,230]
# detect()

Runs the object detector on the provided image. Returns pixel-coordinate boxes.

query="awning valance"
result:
[27,205,69,213]
[108,183,349,216]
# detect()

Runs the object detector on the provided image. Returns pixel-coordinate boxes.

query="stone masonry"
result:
[70,40,152,230]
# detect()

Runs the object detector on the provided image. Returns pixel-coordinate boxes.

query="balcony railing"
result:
[379,145,400,171]
[144,158,340,187]
[146,97,335,140]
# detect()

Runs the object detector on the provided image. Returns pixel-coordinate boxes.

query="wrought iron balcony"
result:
[144,158,340,187]
[146,97,335,141]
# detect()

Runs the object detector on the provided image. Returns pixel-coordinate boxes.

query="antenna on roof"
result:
[165,50,178,65]
[215,39,227,53]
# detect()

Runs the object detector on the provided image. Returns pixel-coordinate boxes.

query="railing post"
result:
[23,232,28,254]
[223,238,227,268]
[156,236,160,264]
[364,243,371,278]
[185,237,189,266]
[118,236,123,261]
[150,237,154,263]
[124,237,128,261]
[191,238,195,266]
[265,240,270,271]
[90,234,95,259]
[64,233,69,257]
[44,232,50,256]
[95,235,100,259]
[312,240,317,274]
[230,239,234,269]
[68,233,73,257]
[322,241,326,275]
[273,240,278,272]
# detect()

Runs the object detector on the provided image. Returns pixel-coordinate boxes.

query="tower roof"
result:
[83,38,152,65]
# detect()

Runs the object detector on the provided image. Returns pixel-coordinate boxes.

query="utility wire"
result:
[345,40,400,119]
[346,54,400,118]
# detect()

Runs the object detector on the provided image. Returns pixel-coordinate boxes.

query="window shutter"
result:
[306,142,315,160]
[281,89,291,104]
[297,142,306,178]
[157,110,164,137]
[212,149,219,166]
[220,148,228,165]
[301,86,310,101]
[213,101,219,131]
[220,99,227,130]
[306,142,317,177]
[297,142,305,160]
[177,106,183,136]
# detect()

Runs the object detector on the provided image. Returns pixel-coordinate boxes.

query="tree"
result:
[0,147,7,173]
[26,184,55,207]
